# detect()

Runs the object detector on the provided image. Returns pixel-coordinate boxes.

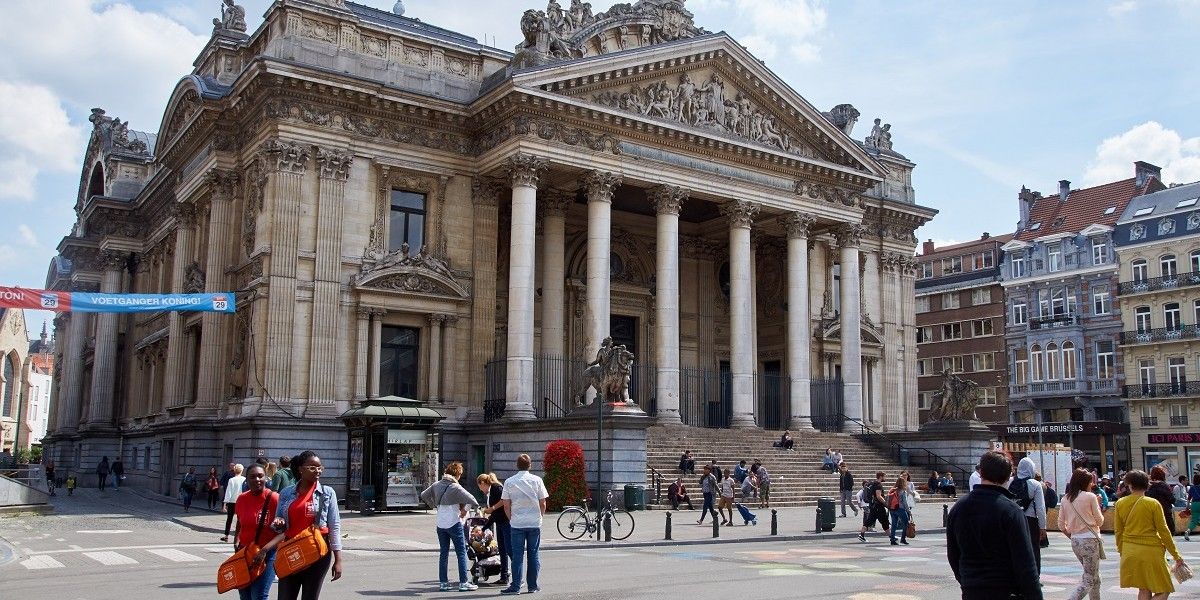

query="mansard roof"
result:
[1014,177,1163,242]
[347,1,496,52]
[1118,180,1200,225]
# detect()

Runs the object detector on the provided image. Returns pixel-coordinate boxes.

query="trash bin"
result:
[898,448,910,467]
[817,497,836,531]
[624,484,645,511]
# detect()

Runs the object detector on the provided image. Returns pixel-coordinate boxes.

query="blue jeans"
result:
[437,522,468,584]
[509,527,542,592]
[699,492,716,523]
[238,549,275,600]
[889,508,910,542]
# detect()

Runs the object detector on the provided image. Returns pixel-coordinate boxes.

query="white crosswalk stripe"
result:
[20,555,65,570]
[146,548,206,563]
[83,551,139,566]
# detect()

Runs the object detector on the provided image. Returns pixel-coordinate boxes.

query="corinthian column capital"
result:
[505,153,547,188]
[650,185,688,216]
[585,170,622,202]
[833,222,867,249]
[206,168,240,202]
[261,139,310,174]
[315,147,353,181]
[721,200,760,229]
[784,212,817,240]
[541,188,574,217]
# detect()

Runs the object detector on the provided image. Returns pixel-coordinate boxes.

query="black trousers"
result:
[278,546,333,600]
[1026,516,1041,573]
[962,589,1026,600]
[224,503,237,536]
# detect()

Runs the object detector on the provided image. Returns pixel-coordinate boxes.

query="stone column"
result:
[195,169,238,412]
[427,314,444,403]
[47,314,67,433]
[354,307,370,402]
[786,213,816,430]
[540,190,571,359]
[260,140,309,410]
[651,185,687,424]
[368,309,384,399]
[585,171,622,372]
[469,179,501,408]
[835,223,866,429]
[86,251,126,426]
[441,316,459,405]
[60,311,88,433]
[164,204,197,408]
[308,148,352,408]
[900,258,920,429]
[503,154,546,420]
[880,253,903,431]
[722,200,760,428]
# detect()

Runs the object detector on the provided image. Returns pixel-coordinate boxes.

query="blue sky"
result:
[1,0,1197,333]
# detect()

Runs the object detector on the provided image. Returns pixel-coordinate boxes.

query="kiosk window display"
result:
[340,396,445,512]
[384,429,438,508]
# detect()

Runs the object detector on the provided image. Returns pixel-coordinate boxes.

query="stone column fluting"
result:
[722,200,760,428]
[368,309,384,399]
[469,179,501,409]
[86,251,127,426]
[651,185,687,424]
[308,147,352,407]
[441,316,459,405]
[785,213,816,430]
[62,309,89,430]
[354,307,370,402]
[835,222,866,429]
[585,171,622,379]
[195,169,238,412]
[165,203,197,408]
[503,154,547,420]
[427,314,445,403]
[540,189,571,359]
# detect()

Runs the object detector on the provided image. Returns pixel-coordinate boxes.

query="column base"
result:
[503,403,538,421]
[787,418,815,431]
[655,409,682,425]
[729,414,758,429]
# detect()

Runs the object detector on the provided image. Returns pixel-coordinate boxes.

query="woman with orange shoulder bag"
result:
[229,463,279,600]
[257,450,343,600]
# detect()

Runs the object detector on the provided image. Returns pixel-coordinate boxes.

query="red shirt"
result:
[235,489,279,549]
[286,483,318,540]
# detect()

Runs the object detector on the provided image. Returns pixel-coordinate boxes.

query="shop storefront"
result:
[1140,432,1200,480]
[993,421,1131,476]
[340,397,444,512]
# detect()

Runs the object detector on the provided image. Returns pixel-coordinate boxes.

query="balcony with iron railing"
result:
[1010,378,1118,398]
[1118,272,1200,295]
[1142,416,1159,427]
[1119,324,1200,345]
[1028,314,1079,330]
[1172,415,1190,426]
[1123,381,1200,399]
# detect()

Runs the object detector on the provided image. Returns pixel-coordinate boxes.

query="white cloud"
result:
[1109,1,1138,16]
[0,83,84,201]
[689,0,827,64]
[1081,122,1200,186]
[17,224,39,248]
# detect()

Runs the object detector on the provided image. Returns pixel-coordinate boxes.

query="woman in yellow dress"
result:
[1115,469,1187,599]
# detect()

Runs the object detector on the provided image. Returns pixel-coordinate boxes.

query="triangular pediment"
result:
[509,35,884,177]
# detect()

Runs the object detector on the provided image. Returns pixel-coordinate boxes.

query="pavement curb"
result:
[120,487,227,536]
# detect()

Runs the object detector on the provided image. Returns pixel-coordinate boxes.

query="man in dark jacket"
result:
[946,451,1043,600]
[838,463,857,517]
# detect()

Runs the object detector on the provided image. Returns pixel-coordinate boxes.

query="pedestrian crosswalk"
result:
[15,546,211,570]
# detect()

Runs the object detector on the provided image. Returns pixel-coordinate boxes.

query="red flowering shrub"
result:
[543,439,587,511]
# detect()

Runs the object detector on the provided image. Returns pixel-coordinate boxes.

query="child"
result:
[469,525,496,555]
[66,473,77,496]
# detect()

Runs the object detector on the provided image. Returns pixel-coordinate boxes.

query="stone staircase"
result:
[644,425,930,508]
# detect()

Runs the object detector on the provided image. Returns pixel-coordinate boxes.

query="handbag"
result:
[275,487,329,579]
[216,496,272,594]
[1173,559,1193,583]
[905,519,917,539]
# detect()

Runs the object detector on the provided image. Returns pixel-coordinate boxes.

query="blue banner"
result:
[69,292,236,314]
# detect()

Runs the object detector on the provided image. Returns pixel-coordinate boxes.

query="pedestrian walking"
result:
[1115,469,1186,599]
[696,465,718,525]
[111,458,124,488]
[206,467,222,510]
[264,462,278,490]
[752,462,771,509]
[66,472,76,495]
[259,450,343,600]
[272,456,296,491]
[1010,457,1048,572]
[887,474,912,546]
[838,463,857,517]
[44,459,55,487]
[234,464,280,600]
[180,466,199,512]
[221,464,245,542]
[500,453,549,595]
[1147,466,1178,536]
[477,473,511,586]
[718,469,736,525]
[1174,476,1189,509]
[946,451,1043,600]
[1058,468,1105,600]
[1185,475,1200,541]
[97,456,110,490]
[858,471,889,542]
[420,462,479,592]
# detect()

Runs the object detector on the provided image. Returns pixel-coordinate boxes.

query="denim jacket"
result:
[275,483,342,551]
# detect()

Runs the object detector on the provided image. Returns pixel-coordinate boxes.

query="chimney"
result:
[922,239,935,255]
[1018,186,1039,229]
[981,232,990,240]
[1135,161,1162,188]
[1058,180,1071,203]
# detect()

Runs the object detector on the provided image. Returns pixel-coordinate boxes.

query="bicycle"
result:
[556,491,635,541]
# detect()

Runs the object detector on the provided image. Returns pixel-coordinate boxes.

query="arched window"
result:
[1164,302,1182,331]
[1161,254,1178,279]
[1135,306,1152,333]
[1132,259,1149,283]
[87,163,105,198]
[1045,343,1059,380]
[1030,345,1044,382]
[1,354,14,417]
[1062,342,1077,380]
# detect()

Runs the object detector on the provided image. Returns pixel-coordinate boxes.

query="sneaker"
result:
[858,533,866,542]
[439,583,453,591]
[900,539,909,545]
[890,539,898,546]
[500,587,522,595]
[497,577,510,586]
[458,582,478,592]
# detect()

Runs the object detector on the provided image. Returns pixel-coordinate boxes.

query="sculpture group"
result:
[927,369,981,422]
[576,337,635,406]
[514,0,703,67]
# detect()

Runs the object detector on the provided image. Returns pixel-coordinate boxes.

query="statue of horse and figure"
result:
[574,337,635,406]
[927,368,981,422]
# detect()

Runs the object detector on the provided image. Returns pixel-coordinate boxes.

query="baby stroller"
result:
[735,502,758,526]
[466,515,503,584]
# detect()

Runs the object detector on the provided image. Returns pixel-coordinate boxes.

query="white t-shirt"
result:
[224,475,246,503]
[436,504,464,529]
[969,471,982,491]
[720,478,735,498]
[502,470,549,529]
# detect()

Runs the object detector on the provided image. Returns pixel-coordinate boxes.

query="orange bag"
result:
[275,490,329,579]
[216,495,272,594]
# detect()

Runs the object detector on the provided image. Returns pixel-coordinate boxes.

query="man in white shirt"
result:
[968,465,982,491]
[501,453,549,595]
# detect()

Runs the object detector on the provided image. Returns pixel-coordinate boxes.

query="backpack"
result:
[1009,477,1034,511]
[887,488,901,511]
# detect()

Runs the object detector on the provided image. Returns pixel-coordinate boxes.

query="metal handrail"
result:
[647,467,665,503]
[839,414,974,485]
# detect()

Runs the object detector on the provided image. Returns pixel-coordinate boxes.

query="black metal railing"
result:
[1120,325,1200,345]
[1123,381,1200,399]
[1142,416,1159,427]
[1118,272,1200,295]
[680,366,729,428]
[648,467,665,503]
[1029,314,1078,330]
[809,379,845,432]
[1172,415,1190,426]
[756,373,790,431]
[841,414,973,484]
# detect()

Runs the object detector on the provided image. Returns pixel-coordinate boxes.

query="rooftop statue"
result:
[213,0,247,34]
[513,0,703,67]
[575,337,635,406]
[864,117,894,151]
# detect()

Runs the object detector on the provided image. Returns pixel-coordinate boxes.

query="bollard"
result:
[942,504,949,527]
[771,509,778,536]
[713,513,719,538]
[604,513,612,542]
[815,506,821,534]
[665,511,673,541]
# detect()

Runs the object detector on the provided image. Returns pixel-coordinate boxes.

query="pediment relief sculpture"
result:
[514,0,704,68]
[357,242,468,299]
[590,69,819,159]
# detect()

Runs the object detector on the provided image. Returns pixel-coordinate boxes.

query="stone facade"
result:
[0,309,30,452]
[41,0,933,495]
[1114,180,1200,475]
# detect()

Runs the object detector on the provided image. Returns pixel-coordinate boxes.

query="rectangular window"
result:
[1051,288,1066,316]
[1047,243,1062,272]
[917,359,933,376]
[942,292,960,310]
[1014,348,1029,384]
[916,326,932,344]
[1093,287,1111,315]
[916,296,930,313]
[1170,357,1186,392]
[978,387,997,406]
[918,392,933,410]
[1171,404,1189,427]
[1097,341,1115,380]
[942,322,963,340]
[971,288,992,306]
[1092,239,1107,265]
[972,251,994,270]
[1011,255,1026,278]
[918,262,933,279]
[972,319,994,337]
[388,190,427,253]
[950,356,965,373]
[1165,303,1182,331]
[1141,404,1158,428]
[1012,302,1028,325]
[973,353,996,371]
[380,326,421,398]
[1140,360,1157,391]
[942,256,963,275]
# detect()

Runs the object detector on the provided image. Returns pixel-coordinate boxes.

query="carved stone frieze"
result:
[506,154,548,188]
[241,159,267,256]
[649,184,687,215]
[315,147,353,181]
[261,139,310,174]
[264,98,474,156]
[721,200,759,229]
[369,273,460,297]
[472,177,502,207]
[585,170,622,201]
[784,212,816,240]
[477,115,621,156]
[680,235,723,260]
[183,261,206,293]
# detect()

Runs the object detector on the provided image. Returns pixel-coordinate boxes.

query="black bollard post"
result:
[604,513,612,542]
[942,504,949,527]
[665,511,673,541]
[712,513,719,538]
[815,506,821,534]
[771,509,778,536]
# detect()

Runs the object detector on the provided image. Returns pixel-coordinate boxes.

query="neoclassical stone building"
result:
[42,0,933,494]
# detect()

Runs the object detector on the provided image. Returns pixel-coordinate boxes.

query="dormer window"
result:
[1028,222,1041,231]
[1011,255,1026,278]
[1091,238,1107,265]
[1047,243,1062,272]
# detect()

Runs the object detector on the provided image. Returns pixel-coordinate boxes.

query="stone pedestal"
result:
[877,422,997,480]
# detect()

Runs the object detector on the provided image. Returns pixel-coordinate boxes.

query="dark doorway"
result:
[610,316,638,403]
[380,326,420,398]
[760,360,786,430]
[709,361,731,428]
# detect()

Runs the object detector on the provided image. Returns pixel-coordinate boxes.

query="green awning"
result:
[339,396,446,426]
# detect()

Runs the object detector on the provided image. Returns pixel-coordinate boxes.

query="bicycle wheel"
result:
[557,508,590,540]
[607,509,636,540]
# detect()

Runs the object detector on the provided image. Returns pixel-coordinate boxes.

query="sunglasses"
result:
[301,465,324,472]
